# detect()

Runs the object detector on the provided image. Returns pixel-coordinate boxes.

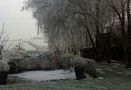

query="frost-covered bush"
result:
[8,53,59,73]
[0,60,10,72]
[60,53,74,68]
[60,53,98,78]
[18,58,55,70]
[18,55,58,71]
[73,56,97,78]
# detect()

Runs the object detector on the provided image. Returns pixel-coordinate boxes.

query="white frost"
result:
[10,70,76,81]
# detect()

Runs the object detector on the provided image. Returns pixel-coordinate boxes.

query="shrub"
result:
[60,53,98,78]
[59,53,74,68]
[0,60,10,85]
[8,53,59,73]
[0,61,10,72]
[8,60,22,74]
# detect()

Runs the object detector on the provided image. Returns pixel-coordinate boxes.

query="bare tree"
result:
[0,23,9,60]
[106,0,131,68]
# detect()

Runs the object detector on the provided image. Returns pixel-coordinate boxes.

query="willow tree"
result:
[24,0,90,54]
[24,0,113,58]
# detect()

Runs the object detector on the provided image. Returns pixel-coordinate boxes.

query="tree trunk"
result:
[126,19,131,68]
[125,0,131,68]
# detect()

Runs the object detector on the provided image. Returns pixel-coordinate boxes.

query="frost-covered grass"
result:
[0,63,131,90]
[1,76,131,90]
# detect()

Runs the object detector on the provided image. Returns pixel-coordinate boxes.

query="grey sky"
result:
[0,0,37,40]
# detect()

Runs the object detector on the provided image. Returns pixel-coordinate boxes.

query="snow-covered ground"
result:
[21,41,36,51]
[9,70,76,81]
[4,37,48,51]
[3,64,131,90]
[30,38,48,47]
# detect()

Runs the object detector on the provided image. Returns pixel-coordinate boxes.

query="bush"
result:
[60,53,98,78]
[8,53,59,73]
[0,72,8,85]
[0,61,9,85]
[60,53,74,68]
[8,60,22,74]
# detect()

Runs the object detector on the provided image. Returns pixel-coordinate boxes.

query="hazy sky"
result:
[0,0,37,40]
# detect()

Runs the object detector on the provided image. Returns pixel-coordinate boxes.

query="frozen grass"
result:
[0,63,131,90]
[0,77,131,90]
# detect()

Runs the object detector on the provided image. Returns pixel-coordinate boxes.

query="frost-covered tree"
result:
[24,0,114,55]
